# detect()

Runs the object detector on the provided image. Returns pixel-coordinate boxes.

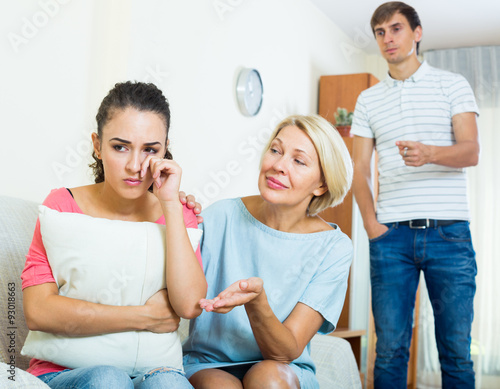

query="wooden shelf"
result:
[332,328,366,339]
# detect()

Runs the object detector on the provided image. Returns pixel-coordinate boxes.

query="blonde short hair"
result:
[260,115,353,216]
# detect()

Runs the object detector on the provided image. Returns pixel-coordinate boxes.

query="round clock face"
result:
[236,68,263,117]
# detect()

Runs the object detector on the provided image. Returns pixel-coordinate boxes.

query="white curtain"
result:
[418,46,500,387]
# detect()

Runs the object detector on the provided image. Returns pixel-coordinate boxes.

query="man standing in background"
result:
[351,2,479,388]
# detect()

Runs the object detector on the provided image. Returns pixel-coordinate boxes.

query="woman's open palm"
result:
[199,277,263,314]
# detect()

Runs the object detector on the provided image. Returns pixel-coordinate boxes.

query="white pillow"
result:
[21,205,203,376]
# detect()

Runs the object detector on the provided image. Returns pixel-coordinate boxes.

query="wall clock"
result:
[236,68,263,117]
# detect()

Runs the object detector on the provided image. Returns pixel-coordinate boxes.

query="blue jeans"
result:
[370,221,476,389]
[38,365,193,388]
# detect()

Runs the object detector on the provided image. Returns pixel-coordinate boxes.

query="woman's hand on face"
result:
[141,156,182,203]
[144,289,180,333]
[199,277,264,314]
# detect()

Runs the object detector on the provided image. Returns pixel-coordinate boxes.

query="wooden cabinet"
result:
[318,73,419,389]
[318,73,379,126]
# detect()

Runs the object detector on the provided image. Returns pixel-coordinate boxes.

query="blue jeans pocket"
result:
[438,221,471,242]
[369,223,394,243]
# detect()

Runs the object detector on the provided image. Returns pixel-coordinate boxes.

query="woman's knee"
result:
[243,360,299,389]
[136,367,191,388]
[77,365,133,388]
[189,368,243,389]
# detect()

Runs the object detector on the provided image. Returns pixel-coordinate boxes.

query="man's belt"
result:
[398,219,463,229]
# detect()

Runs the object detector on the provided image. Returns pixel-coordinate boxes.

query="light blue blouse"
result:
[183,198,353,377]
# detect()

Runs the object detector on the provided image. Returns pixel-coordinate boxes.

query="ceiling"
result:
[309,0,500,55]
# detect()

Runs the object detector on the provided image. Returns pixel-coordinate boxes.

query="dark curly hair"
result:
[89,81,172,186]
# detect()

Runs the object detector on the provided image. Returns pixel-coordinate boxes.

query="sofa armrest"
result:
[0,362,50,388]
[311,334,362,389]
[0,196,39,370]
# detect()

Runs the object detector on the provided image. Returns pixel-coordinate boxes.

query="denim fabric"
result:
[38,366,133,388]
[38,365,193,389]
[370,221,476,389]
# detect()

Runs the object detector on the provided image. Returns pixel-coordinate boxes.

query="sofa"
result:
[0,195,361,388]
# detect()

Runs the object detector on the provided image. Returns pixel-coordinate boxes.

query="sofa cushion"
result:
[0,196,39,371]
[21,206,202,376]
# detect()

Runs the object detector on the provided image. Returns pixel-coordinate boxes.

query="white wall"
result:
[1,0,95,202]
[1,0,368,205]
[365,54,388,81]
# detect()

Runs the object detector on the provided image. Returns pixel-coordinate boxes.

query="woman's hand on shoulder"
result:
[144,289,180,333]
[179,191,203,224]
[199,277,263,314]
[141,156,182,204]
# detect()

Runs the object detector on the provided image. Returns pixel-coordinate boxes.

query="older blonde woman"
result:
[183,115,354,389]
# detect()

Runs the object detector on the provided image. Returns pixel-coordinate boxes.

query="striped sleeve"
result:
[447,75,479,117]
[351,92,375,138]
